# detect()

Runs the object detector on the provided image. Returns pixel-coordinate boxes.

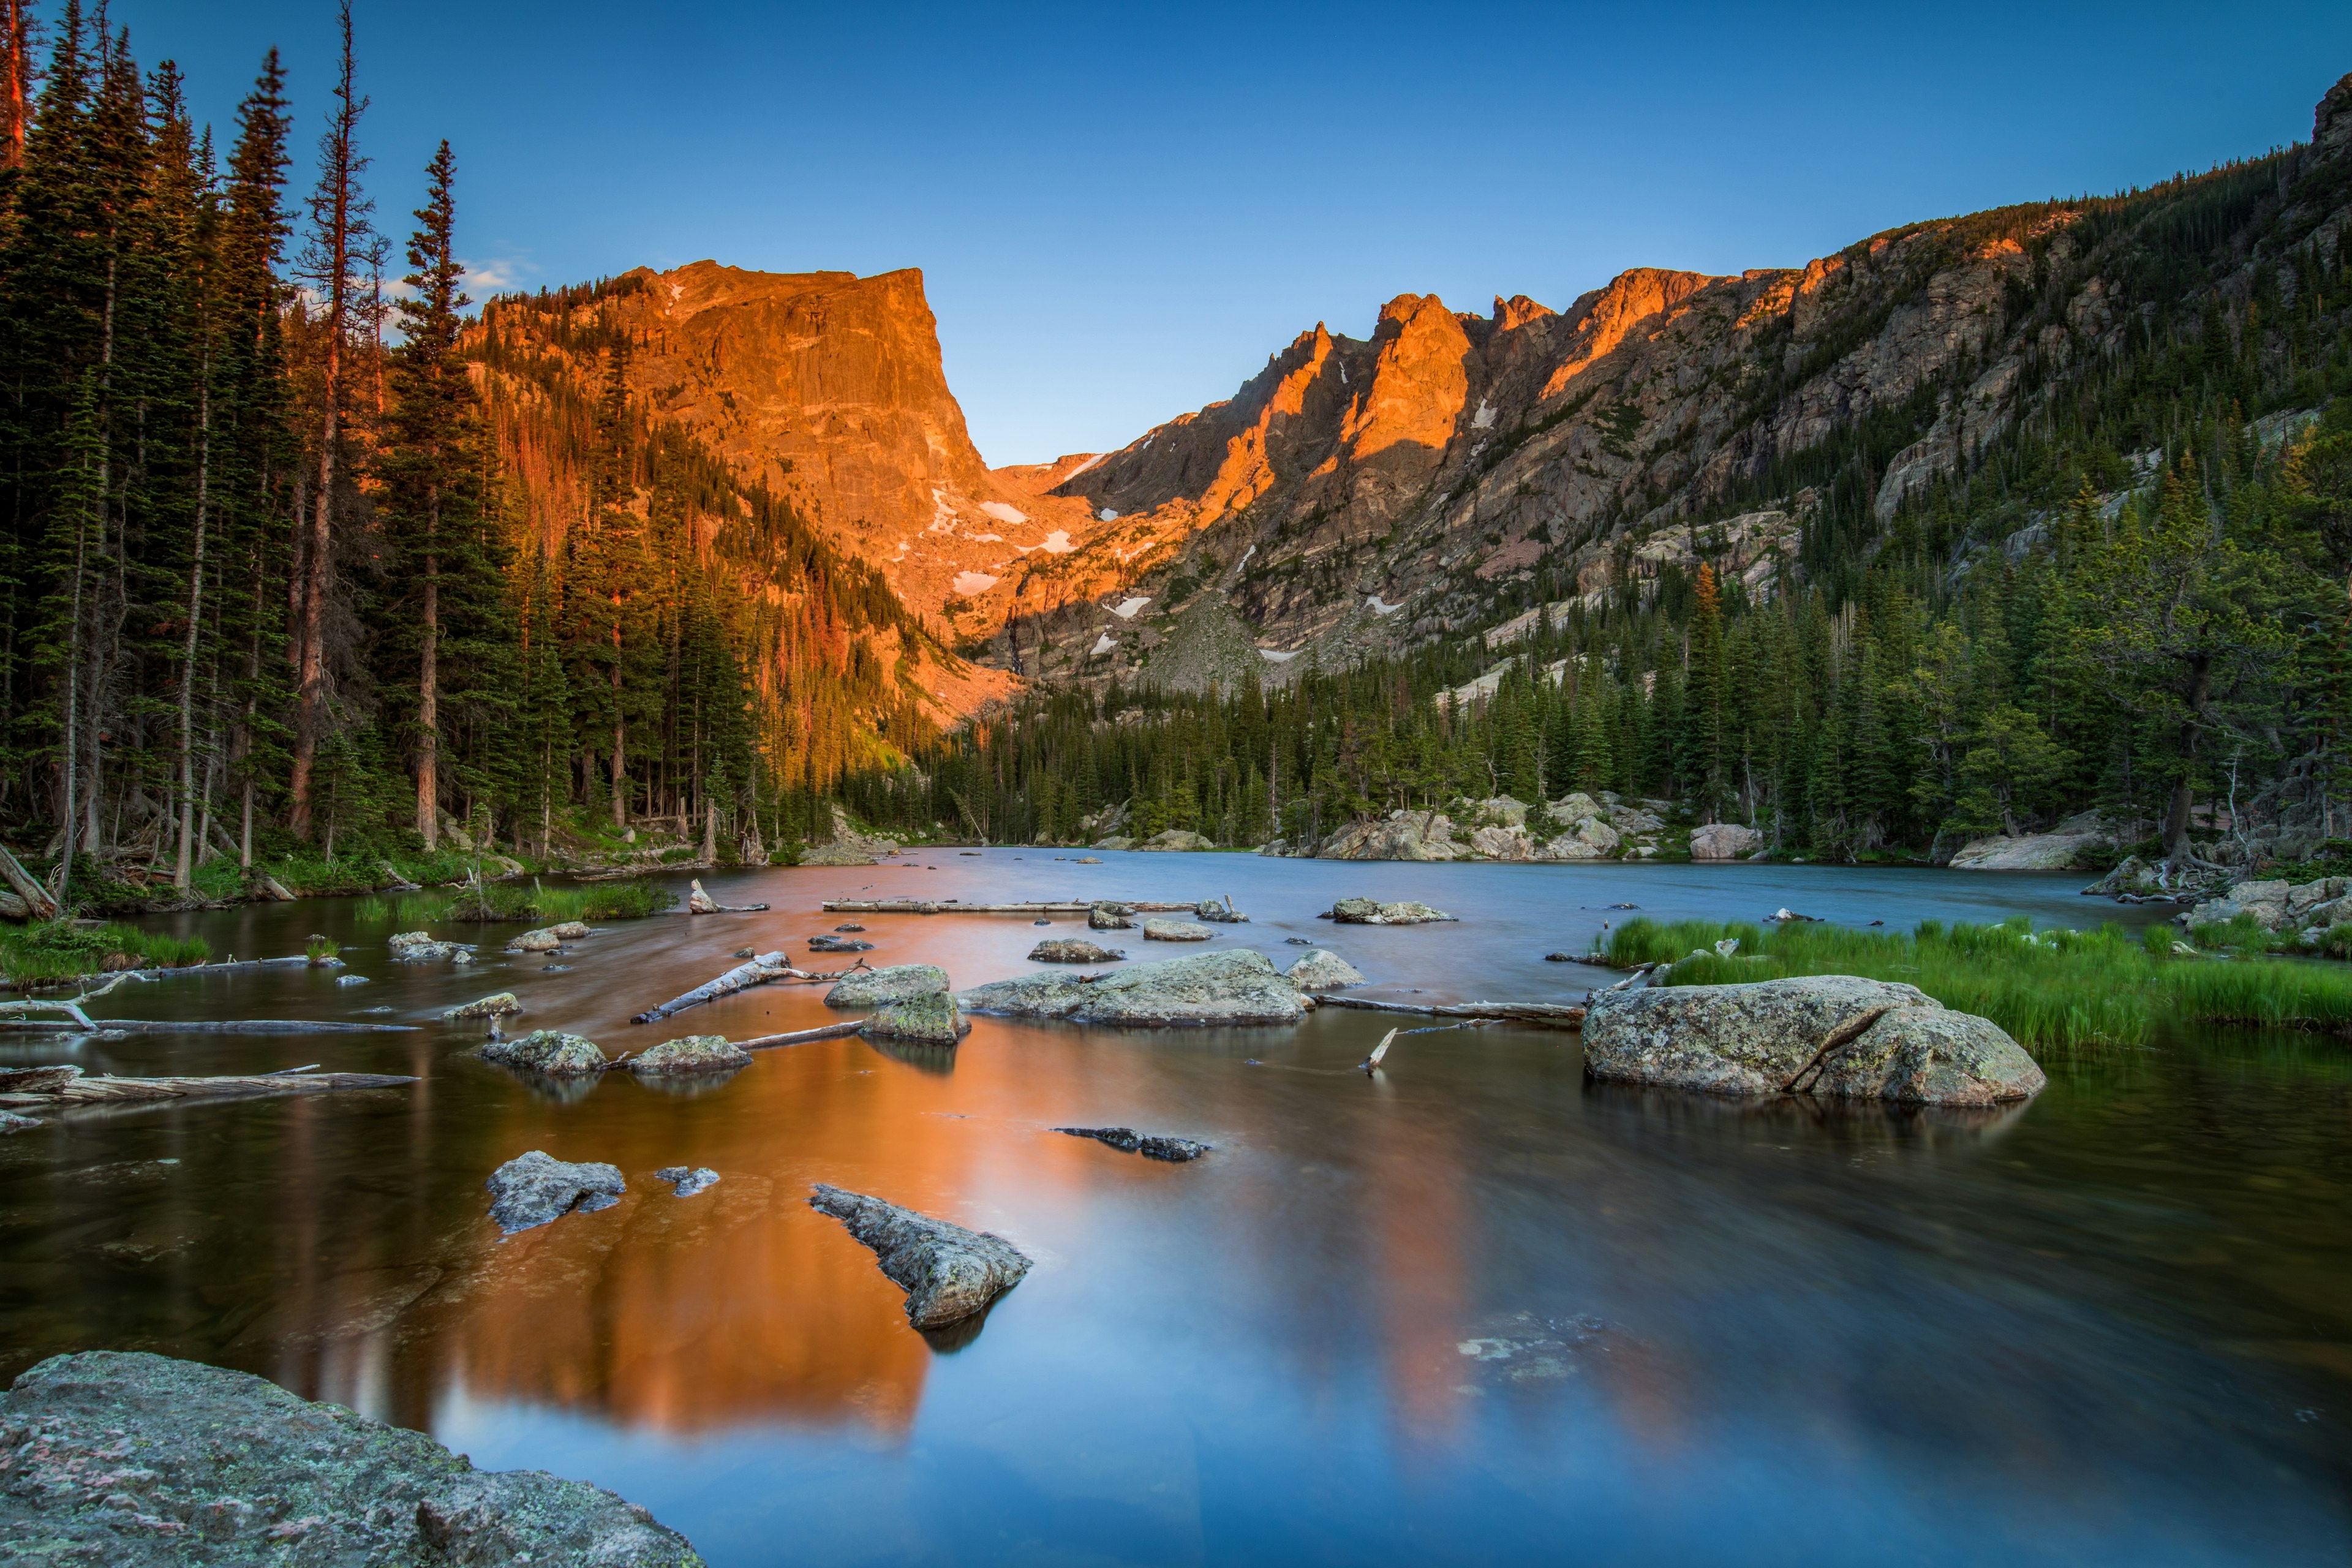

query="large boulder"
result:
[481,1030,608,1076]
[0,1351,701,1565]
[444,990,522,1022]
[1283,948,1365,992]
[1545,793,1604,827]
[1582,976,2044,1106]
[1089,901,1136,930]
[1948,831,2111,870]
[1138,829,1215,852]
[1550,817,1619,859]
[1690,822,1765,861]
[2186,878,2291,931]
[861,991,970,1044]
[808,1184,1031,1327]
[629,1034,751,1074]
[959,948,1308,1027]
[506,926,564,953]
[1142,918,1215,941]
[1092,835,1136,851]
[824,963,950,1008]
[1194,899,1249,922]
[388,930,465,962]
[485,1150,627,1232]
[1316,810,1461,861]
[1330,897,1456,924]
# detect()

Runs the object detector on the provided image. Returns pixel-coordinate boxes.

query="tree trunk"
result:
[416,487,437,846]
[174,353,211,888]
[2163,650,2214,862]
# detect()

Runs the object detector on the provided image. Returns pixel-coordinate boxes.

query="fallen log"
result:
[0,1066,416,1108]
[0,1017,415,1035]
[1317,996,1586,1028]
[629,952,861,1024]
[734,1020,864,1050]
[0,842,58,919]
[821,899,1198,916]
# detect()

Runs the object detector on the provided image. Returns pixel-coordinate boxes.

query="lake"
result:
[2,853,2346,1566]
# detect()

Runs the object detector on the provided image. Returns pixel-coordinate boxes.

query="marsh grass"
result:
[433,880,673,924]
[306,935,340,964]
[1601,916,2352,1048]
[0,921,211,988]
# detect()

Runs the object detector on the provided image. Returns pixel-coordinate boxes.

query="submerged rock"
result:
[1142,918,1215,941]
[1581,976,2045,1106]
[808,933,875,952]
[0,1351,702,1565]
[1030,938,1125,963]
[335,973,369,986]
[485,1150,627,1232]
[959,949,1308,1027]
[444,990,522,1021]
[1074,855,1104,864]
[481,1030,608,1076]
[834,922,867,932]
[861,991,970,1044]
[1329,897,1456,924]
[824,963,950,1008]
[655,1165,720,1197]
[1282,948,1365,991]
[809,1183,1031,1328]
[1055,1125,1211,1162]
[630,1034,752,1074]
[388,929,466,962]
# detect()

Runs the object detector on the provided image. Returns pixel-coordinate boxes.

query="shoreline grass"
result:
[358,880,675,925]
[0,921,212,989]
[1601,916,2352,1049]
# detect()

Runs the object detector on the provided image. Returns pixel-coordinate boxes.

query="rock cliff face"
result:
[581,263,1106,624]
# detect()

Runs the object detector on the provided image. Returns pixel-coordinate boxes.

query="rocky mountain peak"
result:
[2319,71,2352,158]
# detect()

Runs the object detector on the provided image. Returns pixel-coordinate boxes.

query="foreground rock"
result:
[443,990,522,1022]
[480,1030,608,1076]
[1142,917,1215,941]
[486,1150,627,1232]
[1282,948,1366,991]
[0,1351,703,1566]
[959,949,1307,1027]
[1330,897,1456,924]
[1689,822,1765,860]
[861,991,970,1044]
[388,930,468,962]
[1055,1126,1210,1161]
[630,1034,751,1074]
[2185,875,2352,937]
[1030,938,1125,963]
[1581,976,2046,1106]
[809,1183,1031,1327]
[824,963,949,1008]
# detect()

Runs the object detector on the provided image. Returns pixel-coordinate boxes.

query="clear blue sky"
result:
[101,1,2352,466]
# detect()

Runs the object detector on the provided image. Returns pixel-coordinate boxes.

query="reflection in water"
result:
[0,856,2345,1566]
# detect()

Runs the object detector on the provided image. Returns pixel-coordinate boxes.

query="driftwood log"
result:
[0,1065,416,1110]
[0,1017,415,1035]
[735,1020,865,1050]
[1317,996,1586,1028]
[629,952,864,1024]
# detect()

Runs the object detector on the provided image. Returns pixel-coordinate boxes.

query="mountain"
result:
[947,71,2352,695]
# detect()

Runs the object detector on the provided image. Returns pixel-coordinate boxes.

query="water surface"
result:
[1,854,2345,1566]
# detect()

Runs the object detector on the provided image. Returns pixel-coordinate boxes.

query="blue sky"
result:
[102,2,2352,466]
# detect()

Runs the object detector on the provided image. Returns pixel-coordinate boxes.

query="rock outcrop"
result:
[1137,829,1215,851]
[480,1030,608,1076]
[1948,831,2111,870]
[824,963,951,1008]
[0,1351,702,1564]
[808,1183,1031,1328]
[1689,823,1765,860]
[1283,948,1366,991]
[959,949,1308,1027]
[2185,875,2352,940]
[486,1150,627,1232]
[1581,976,2046,1106]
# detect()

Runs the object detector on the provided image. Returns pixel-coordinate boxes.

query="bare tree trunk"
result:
[174,355,212,888]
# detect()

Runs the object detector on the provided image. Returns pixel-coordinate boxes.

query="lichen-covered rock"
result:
[655,1165,720,1197]
[809,1183,1031,1327]
[1283,948,1366,992]
[550,921,590,940]
[959,948,1307,1027]
[1582,974,2043,1106]
[1142,918,1215,941]
[507,927,563,953]
[1092,835,1136,851]
[1315,810,1462,861]
[1545,792,1604,827]
[0,1351,703,1565]
[2187,878,2291,930]
[1690,822,1765,860]
[1030,938,1125,963]
[444,990,522,1021]
[1330,897,1457,924]
[1138,828,1215,851]
[1948,831,2111,870]
[485,1149,627,1232]
[1055,1126,1212,1161]
[1089,902,1136,930]
[630,1034,751,1074]
[861,990,970,1044]
[388,929,465,962]
[824,963,950,1008]
[481,1029,609,1076]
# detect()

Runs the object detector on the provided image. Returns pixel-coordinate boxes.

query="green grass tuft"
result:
[0,921,212,988]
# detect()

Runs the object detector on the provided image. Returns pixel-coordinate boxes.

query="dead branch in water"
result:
[630,952,867,1025]
[1318,996,1586,1028]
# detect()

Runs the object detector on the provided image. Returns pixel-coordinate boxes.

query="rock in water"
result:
[1194,900,1250,922]
[480,1030,608,1076]
[808,1183,1031,1328]
[1581,976,2045,1105]
[1282,948,1366,991]
[824,963,950,1008]
[1074,855,1104,864]
[1142,918,1215,941]
[445,990,523,1022]
[1329,897,1457,924]
[959,949,1308,1027]
[630,1035,752,1074]
[1030,938,1125,963]
[388,929,466,962]
[485,1150,627,1232]
[807,933,876,952]
[1054,1126,1212,1161]
[0,1351,703,1566]
[862,991,970,1044]
[687,880,721,914]
[1088,902,1136,930]
[655,1166,720,1197]
[550,921,591,939]
[506,926,564,953]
